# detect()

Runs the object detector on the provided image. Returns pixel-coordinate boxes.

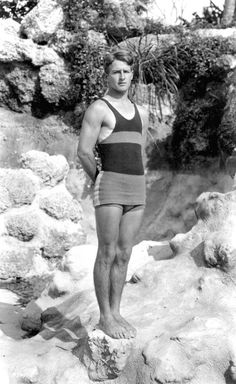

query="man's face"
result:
[107,60,133,93]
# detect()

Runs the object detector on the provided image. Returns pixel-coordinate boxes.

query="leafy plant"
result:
[0,0,37,22]
[65,38,106,108]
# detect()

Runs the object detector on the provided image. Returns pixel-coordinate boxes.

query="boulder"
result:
[81,330,134,381]
[20,0,64,43]
[0,18,63,66]
[39,63,72,105]
[4,65,38,112]
[5,208,39,241]
[0,236,42,279]
[39,185,82,223]
[0,151,86,280]
[0,168,40,207]
[21,150,69,186]
[38,212,86,259]
[104,0,144,40]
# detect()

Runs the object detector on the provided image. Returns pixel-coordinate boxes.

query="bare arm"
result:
[77,101,104,182]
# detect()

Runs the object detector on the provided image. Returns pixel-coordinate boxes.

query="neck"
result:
[106,89,129,101]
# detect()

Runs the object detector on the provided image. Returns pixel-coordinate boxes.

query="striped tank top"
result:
[93,98,146,207]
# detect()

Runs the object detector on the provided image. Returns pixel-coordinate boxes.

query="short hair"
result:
[103,49,134,74]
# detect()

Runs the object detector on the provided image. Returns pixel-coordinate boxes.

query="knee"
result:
[115,245,132,267]
[96,243,116,267]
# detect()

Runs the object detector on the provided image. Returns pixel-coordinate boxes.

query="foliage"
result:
[144,33,236,170]
[65,39,106,108]
[63,0,106,34]
[180,1,224,29]
[171,85,226,169]
[0,0,37,22]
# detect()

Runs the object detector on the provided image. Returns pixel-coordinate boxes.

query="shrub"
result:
[0,0,37,22]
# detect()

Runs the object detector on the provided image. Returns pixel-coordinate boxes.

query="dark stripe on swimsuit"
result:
[98,142,144,175]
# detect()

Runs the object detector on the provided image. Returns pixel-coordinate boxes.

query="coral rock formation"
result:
[0,150,86,280]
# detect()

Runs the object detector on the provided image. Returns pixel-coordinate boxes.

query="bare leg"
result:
[110,207,144,337]
[94,205,130,339]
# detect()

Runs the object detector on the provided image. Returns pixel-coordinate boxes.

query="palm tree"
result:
[222,0,236,26]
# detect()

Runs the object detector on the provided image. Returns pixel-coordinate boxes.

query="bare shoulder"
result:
[84,98,107,120]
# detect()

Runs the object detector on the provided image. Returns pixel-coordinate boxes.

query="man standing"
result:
[78,49,148,339]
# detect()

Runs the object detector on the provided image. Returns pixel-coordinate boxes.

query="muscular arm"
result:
[77,101,104,182]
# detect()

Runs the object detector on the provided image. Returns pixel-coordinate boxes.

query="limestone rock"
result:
[147,240,173,261]
[0,236,41,279]
[20,0,64,43]
[0,108,78,169]
[0,168,40,207]
[0,18,20,36]
[0,185,11,214]
[170,189,236,272]
[39,185,82,223]
[21,150,69,186]
[39,63,71,105]
[5,208,39,241]
[5,64,38,112]
[81,329,133,381]
[39,215,86,258]
[143,337,195,383]
[0,18,63,66]
[104,0,144,40]
[87,30,107,47]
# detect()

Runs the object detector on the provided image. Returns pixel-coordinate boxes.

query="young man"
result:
[78,49,148,339]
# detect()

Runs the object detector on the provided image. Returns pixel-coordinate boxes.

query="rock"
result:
[0,168,40,207]
[5,208,39,241]
[0,18,20,36]
[0,236,41,279]
[0,18,63,66]
[0,186,11,214]
[39,63,71,105]
[39,215,86,258]
[81,329,133,381]
[0,108,78,169]
[62,245,97,280]
[20,0,64,43]
[39,185,82,223]
[87,30,107,46]
[4,64,38,112]
[104,0,144,40]
[21,150,69,186]
[21,301,42,334]
[203,231,236,269]
[143,337,195,383]
[147,240,173,261]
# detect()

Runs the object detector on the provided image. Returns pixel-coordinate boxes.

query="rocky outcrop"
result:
[104,0,145,40]
[1,170,234,383]
[20,0,64,43]
[0,108,79,169]
[0,150,86,280]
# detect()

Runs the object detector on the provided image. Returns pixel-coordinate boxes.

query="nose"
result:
[120,71,125,80]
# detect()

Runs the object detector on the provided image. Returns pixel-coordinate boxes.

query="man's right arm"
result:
[77,101,104,182]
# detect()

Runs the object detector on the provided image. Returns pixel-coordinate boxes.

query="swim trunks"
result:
[93,98,146,207]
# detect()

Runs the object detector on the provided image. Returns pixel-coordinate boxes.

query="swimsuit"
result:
[93,98,146,208]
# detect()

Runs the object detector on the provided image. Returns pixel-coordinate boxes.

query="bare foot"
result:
[112,312,137,338]
[96,315,131,339]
